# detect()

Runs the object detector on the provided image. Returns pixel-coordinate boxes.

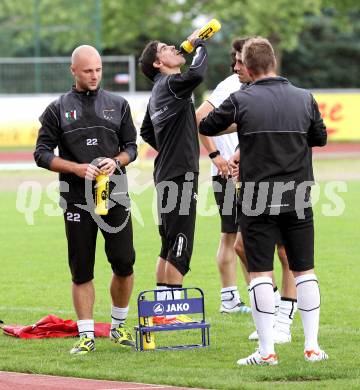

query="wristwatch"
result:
[208,150,220,159]
[113,158,122,170]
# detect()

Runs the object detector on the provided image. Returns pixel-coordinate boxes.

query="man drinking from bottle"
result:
[139,30,207,323]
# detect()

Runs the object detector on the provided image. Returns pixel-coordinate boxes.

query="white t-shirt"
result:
[206,73,241,176]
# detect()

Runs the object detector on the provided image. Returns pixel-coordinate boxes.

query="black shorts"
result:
[64,204,135,284]
[157,173,198,276]
[212,175,237,233]
[239,208,314,272]
[236,204,284,246]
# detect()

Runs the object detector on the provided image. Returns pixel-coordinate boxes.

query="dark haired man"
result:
[139,31,207,322]
[196,38,252,315]
[196,38,297,346]
[199,37,328,365]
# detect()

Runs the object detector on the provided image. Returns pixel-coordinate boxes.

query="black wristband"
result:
[208,150,220,159]
[113,158,122,169]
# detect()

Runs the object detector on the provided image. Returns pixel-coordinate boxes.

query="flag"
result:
[65,110,77,121]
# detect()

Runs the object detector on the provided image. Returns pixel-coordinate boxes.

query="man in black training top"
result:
[34,45,137,354]
[199,37,328,366]
[139,31,207,323]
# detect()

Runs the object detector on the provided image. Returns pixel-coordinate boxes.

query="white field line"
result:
[0,163,39,170]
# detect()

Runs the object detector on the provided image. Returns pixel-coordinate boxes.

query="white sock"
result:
[156,284,168,301]
[275,298,297,333]
[249,277,275,356]
[111,306,129,329]
[168,287,182,300]
[77,319,94,339]
[296,274,320,351]
[166,285,182,319]
[221,286,240,309]
[273,287,281,314]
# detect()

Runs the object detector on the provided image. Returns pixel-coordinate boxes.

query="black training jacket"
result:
[199,77,327,214]
[140,40,207,184]
[34,87,137,205]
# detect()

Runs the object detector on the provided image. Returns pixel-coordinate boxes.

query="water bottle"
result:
[180,19,221,54]
[94,174,109,215]
[140,315,156,350]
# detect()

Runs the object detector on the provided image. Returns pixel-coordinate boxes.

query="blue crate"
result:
[134,287,210,351]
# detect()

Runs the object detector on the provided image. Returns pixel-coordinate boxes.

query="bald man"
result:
[34,45,138,355]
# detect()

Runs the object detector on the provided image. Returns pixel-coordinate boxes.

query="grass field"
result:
[0,159,360,389]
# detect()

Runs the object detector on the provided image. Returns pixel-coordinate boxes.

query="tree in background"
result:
[282,10,360,88]
[0,0,359,90]
[0,0,198,90]
[102,0,197,90]
[193,0,360,88]
[198,0,321,71]
[0,0,98,56]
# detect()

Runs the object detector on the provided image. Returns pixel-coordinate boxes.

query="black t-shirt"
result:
[140,42,208,184]
[199,77,327,214]
[34,87,137,205]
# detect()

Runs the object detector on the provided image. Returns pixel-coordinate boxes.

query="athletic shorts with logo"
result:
[157,173,198,276]
[64,203,135,284]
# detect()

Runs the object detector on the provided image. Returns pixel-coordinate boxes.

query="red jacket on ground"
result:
[2,315,110,339]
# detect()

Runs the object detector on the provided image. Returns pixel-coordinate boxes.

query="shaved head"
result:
[71,45,101,66]
[70,45,102,91]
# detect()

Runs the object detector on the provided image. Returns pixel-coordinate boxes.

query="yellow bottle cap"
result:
[180,40,194,54]
[209,19,221,32]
